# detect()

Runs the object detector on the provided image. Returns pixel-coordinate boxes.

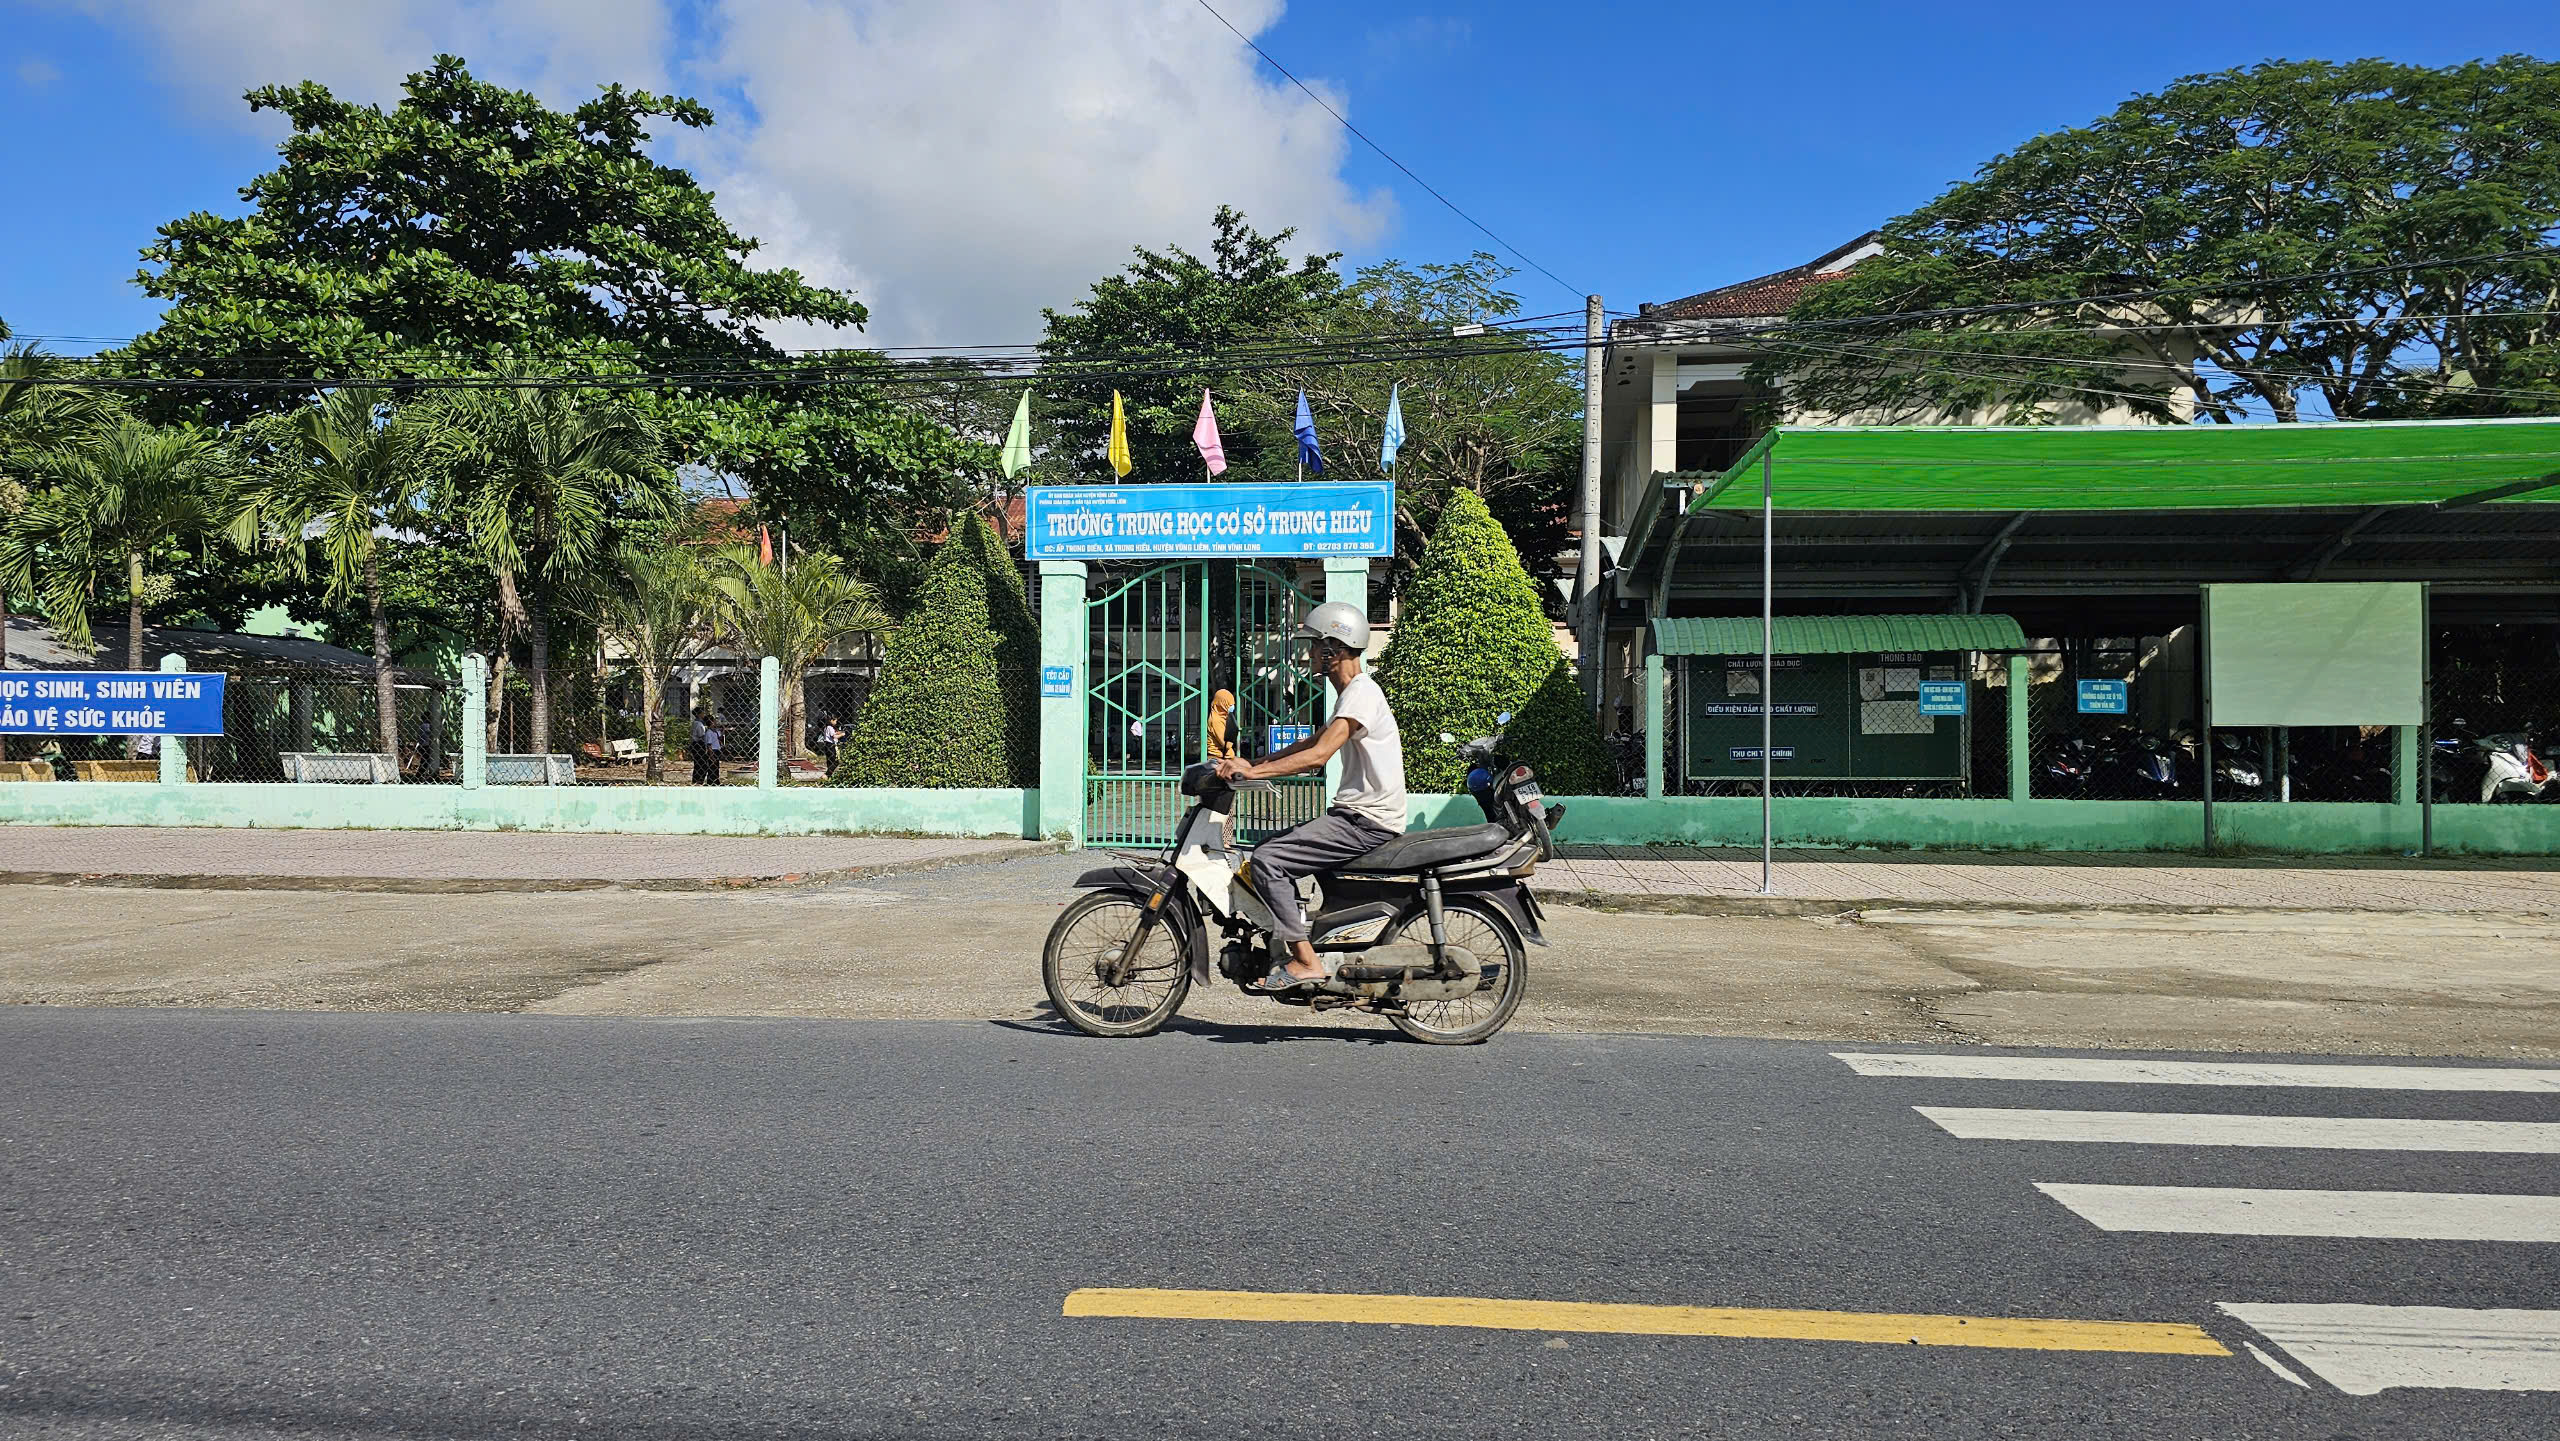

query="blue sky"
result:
[3,1,2556,351]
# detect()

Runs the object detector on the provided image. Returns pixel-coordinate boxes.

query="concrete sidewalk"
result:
[0,825,1047,888]
[1542,844,2560,914]
[3,824,2555,912]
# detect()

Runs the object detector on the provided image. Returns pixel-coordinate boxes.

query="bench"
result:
[485,753,577,786]
[1,760,57,782]
[280,752,400,784]
[609,737,644,763]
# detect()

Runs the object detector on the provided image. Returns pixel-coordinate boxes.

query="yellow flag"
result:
[1107,390,1133,478]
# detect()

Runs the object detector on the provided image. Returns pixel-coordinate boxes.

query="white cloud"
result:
[691,0,1390,347]
[15,57,66,90]
[66,0,673,122]
[68,0,1391,346]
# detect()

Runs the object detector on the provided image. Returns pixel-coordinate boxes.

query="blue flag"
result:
[1380,383,1405,471]
[1293,389,1323,474]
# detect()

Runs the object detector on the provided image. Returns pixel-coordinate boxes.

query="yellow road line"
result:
[1063,1288,2230,1356]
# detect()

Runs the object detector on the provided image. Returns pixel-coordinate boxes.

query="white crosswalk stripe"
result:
[1833,1052,2560,1091]
[2036,1183,2560,1241]
[2216,1304,2560,1396]
[1837,1050,2560,1395]
[1917,1106,2560,1153]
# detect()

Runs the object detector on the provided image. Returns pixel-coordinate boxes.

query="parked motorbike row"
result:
[2036,723,2556,803]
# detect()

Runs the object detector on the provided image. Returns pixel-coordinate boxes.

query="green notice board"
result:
[2204,582,2424,727]
[1685,653,1968,781]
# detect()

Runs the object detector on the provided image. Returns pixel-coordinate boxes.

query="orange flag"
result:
[758,525,775,566]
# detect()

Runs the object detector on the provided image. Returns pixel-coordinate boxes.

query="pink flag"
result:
[1192,389,1228,476]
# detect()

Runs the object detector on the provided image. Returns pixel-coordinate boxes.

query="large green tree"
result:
[1769,57,2560,424]
[124,55,979,594]
[1240,255,1582,576]
[1038,206,1340,485]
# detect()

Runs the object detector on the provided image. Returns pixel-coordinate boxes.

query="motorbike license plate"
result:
[1515,782,1543,804]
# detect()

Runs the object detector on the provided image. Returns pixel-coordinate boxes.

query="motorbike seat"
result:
[1334,822,1515,874]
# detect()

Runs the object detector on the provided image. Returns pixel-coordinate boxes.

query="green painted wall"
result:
[0,782,1037,839]
[1406,793,2559,857]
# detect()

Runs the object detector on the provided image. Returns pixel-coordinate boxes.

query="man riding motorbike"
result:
[1211,600,1404,992]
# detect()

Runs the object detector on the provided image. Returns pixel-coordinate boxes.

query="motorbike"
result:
[2434,725,2556,803]
[1041,726,1557,1046]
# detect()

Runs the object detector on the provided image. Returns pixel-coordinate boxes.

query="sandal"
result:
[1253,960,1333,993]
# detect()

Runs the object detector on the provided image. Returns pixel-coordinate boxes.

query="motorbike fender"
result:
[1072,863,1161,892]
[1444,877,1547,947]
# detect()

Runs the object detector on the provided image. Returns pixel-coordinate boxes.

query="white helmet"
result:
[1295,600,1370,653]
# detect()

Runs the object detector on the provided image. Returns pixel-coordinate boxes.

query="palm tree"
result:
[1,329,123,678]
[592,540,712,783]
[430,375,668,754]
[229,388,430,760]
[703,542,887,763]
[0,418,242,753]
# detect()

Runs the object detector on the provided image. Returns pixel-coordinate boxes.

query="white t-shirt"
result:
[1328,671,1406,834]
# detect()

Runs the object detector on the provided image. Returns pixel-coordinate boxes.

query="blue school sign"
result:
[1026,483,1395,561]
[0,672,227,734]
[2077,679,2129,715]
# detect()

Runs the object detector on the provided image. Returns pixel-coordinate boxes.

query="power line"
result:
[1190,0,1585,303]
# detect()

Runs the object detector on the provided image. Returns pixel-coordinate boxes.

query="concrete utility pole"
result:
[1577,294,1605,710]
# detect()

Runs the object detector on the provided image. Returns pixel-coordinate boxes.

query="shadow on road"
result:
[985,1015,1402,1046]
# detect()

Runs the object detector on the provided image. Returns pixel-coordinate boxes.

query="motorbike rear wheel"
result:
[1387,899,1526,1046]
[1043,891,1191,1038]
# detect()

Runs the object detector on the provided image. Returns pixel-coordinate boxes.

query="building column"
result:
[157,653,188,784]
[460,653,488,790]
[1323,558,1369,802]
[1039,561,1090,845]
[757,655,780,790]
[2007,653,2032,803]
[1644,650,1665,799]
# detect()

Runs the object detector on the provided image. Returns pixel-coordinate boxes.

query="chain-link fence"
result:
[2431,622,2560,805]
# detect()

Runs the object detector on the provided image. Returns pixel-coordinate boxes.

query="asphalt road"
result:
[3,1009,2552,1438]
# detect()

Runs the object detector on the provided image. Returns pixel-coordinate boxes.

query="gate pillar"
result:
[1039,561,1090,845]
[1322,558,1369,802]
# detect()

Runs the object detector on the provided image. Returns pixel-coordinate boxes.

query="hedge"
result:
[834,513,1036,787]
[1376,489,1612,795]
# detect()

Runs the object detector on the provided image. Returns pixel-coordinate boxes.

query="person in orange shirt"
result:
[1204,688,1237,761]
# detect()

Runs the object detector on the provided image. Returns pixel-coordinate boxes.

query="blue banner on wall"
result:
[0,672,227,735]
[1025,483,1395,561]
[1916,680,1968,716]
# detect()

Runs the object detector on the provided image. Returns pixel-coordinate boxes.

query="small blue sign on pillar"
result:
[1916,680,1967,717]
[2076,679,2129,715]
[1041,665,1074,698]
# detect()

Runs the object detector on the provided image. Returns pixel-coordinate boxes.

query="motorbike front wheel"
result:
[1387,898,1527,1046]
[1042,891,1192,1038]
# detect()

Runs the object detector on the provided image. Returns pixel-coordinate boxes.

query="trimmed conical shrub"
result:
[1377,489,1612,795]
[835,513,1033,787]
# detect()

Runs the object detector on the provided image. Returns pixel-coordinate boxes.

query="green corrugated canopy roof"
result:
[1651,614,2028,656]
[1688,418,2560,512]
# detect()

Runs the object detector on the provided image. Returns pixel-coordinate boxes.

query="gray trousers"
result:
[1248,809,1395,942]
